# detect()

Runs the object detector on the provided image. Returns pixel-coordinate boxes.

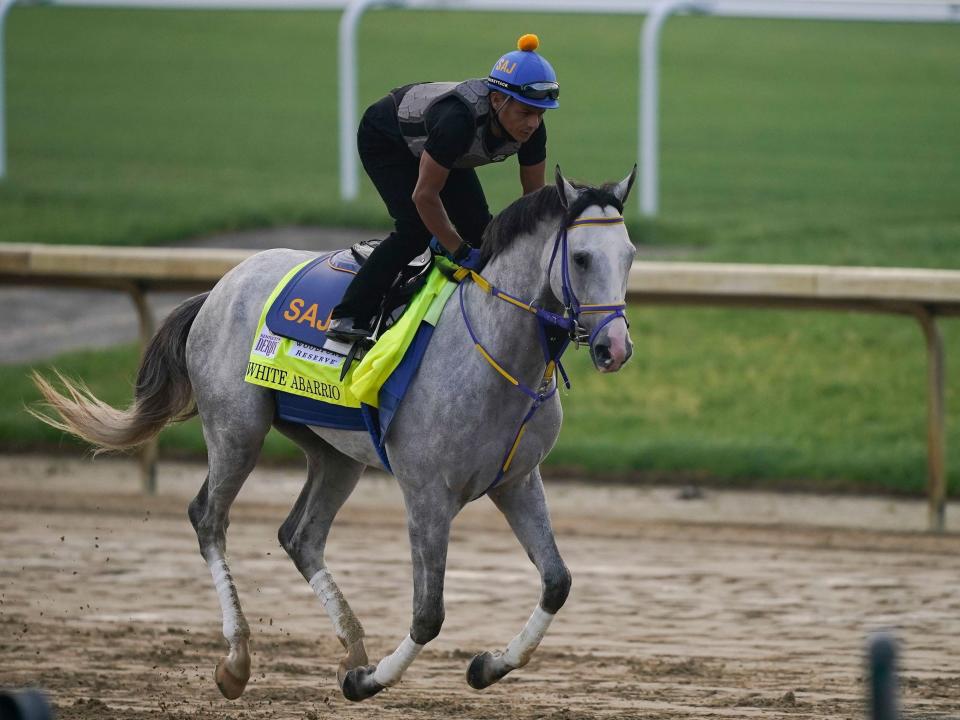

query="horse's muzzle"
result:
[589,318,632,373]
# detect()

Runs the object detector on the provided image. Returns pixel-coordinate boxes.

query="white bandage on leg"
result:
[208,557,246,640]
[502,606,554,669]
[308,568,363,643]
[372,634,423,687]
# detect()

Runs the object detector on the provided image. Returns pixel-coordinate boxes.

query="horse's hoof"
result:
[337,660,350,689]
[337,639,370,688]
[214,658,249,700]
[466,651,510,690]
[466,652,489,689]
[341,664,384,702]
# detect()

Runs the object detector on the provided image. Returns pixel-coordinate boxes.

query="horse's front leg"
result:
[341,491,454,702]
[467,467,571,689]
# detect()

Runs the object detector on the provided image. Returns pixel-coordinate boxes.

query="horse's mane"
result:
[481,182,624,262]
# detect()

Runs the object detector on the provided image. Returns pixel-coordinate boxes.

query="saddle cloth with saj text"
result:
[244,253,458,434]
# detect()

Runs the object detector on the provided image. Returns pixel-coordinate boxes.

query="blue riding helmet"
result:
[486,34,559,110]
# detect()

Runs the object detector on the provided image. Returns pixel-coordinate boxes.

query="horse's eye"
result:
[573,252,590,270]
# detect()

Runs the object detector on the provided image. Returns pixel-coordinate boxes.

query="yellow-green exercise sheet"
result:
[244,257,458,408]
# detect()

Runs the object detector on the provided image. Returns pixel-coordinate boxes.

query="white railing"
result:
[335,0,666,201]
[0,0,347,180]
[337,0,960,214]
[1,0,957,205]
[637,0,960,216]
[0,0,15,180]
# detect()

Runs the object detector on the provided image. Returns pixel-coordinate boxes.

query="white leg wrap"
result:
[308,568,363,643]
[372,634,423,687]
[503,606,554,669]
[208,558,247,640]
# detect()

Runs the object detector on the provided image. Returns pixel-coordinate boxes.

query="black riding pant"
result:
[331,97,492,325]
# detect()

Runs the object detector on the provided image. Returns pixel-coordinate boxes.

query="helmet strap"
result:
[491,95,519,142]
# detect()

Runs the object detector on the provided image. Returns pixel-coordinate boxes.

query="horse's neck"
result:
[461,221,562,387]
[483,224,560,303]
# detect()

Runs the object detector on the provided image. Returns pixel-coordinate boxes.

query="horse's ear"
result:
[555,165,579,209]
[613,164,638,206]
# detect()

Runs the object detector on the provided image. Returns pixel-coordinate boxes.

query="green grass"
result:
[5,307,959,495]
[2,8,958,263]
[1,8,959,492]
[556,307,960,495]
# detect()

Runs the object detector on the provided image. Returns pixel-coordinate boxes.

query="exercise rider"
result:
[326,33,560,341]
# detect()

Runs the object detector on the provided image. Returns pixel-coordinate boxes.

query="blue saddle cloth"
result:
[267,249,438,472]
[266,250,364,431]
[275,322,436,472]
[265,250,358,349]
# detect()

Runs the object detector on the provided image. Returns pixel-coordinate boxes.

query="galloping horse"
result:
[32,167,637,702]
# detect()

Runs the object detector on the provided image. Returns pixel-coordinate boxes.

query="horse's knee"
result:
[277,515,297,555]
[188,481,209,534]
[277,517,307,567]
[541,563,571,614]
[189,500,230,557]
[277,492,323,575]
[410,604,444,645]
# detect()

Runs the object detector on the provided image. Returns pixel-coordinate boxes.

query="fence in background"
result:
[2,0,958,211]
[336,0,960,216]
[1,241,956,531]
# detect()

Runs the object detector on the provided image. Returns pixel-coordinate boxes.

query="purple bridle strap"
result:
[547,217,628,344]
[586,307,626,346]
[458,213,629,500]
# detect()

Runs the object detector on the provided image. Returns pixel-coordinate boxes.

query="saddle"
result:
[265,239,432,357]
[246,248,460,468]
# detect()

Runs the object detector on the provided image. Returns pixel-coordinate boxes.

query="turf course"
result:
[1,8,958,492]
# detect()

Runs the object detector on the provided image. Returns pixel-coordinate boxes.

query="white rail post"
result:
[0,0,18,181]
[339,0,390,202]
[639,0,710,217]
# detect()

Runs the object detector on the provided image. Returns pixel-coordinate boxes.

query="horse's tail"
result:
[30,292,209,453]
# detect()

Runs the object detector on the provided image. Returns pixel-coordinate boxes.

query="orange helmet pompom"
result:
[517,33,540,52]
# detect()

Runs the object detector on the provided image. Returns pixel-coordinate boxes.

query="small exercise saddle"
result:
[265,239,432,354]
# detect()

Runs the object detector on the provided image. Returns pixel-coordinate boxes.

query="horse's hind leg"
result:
[188,393,274,700]
[275,423,369,686]
[466,467,571,689]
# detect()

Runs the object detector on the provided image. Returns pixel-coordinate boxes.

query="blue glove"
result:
[428,236,448,258]
[431,237,484,271]
[457,247,484,271]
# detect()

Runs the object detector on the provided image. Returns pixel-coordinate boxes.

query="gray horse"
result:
[32,167,637,702]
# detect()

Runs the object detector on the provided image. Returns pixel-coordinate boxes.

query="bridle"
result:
[549,215,629,347]
[452,213,628,499]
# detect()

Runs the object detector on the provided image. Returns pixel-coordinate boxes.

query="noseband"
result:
[452,214,628,499]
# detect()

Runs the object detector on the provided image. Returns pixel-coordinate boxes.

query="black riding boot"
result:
[328,231,429,340]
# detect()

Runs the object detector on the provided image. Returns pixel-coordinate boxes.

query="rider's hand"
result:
[453,244,484,272]
[429,236,449,258]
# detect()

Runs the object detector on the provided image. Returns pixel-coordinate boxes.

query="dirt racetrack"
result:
[1,455,958,720]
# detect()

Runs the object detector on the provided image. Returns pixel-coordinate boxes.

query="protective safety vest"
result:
[393,79,522,169]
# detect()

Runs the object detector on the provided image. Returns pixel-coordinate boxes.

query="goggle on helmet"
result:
[486,34,559,110]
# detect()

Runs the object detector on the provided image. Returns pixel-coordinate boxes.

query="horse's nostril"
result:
[594,343,612,366]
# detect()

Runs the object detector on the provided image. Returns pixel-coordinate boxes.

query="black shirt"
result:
[362,87,547,170]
